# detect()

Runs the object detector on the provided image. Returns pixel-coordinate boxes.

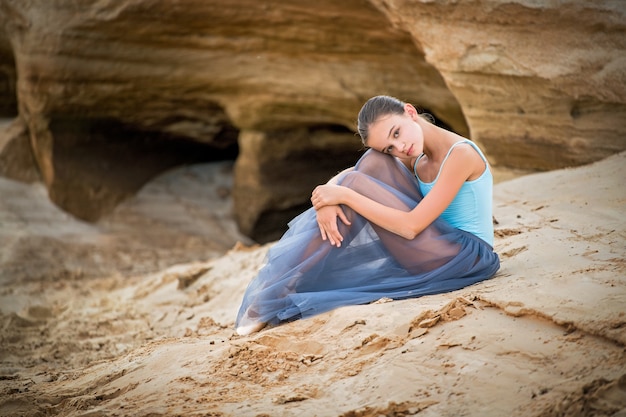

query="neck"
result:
[421,121,458,162]
[420,120,440,159]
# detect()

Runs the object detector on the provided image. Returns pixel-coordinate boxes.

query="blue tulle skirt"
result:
[235,150,500,329]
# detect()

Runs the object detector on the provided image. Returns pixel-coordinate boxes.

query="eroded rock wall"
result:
[0,0,624,240]
[0,0,460,235]
[373,0,626,169]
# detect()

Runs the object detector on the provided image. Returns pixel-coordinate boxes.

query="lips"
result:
[407,145,413,156]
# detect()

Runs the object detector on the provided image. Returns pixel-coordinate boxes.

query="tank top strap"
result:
[414,139,483,184]
[462,139,488,164]
[412,152,425,178]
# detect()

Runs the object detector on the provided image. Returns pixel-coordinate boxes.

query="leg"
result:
[340,158,461,273]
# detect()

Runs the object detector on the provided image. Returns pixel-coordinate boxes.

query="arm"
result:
[313,147,481,240]
[316,167,354,247]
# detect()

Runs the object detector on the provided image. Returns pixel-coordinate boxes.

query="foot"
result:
[235,321,266,336]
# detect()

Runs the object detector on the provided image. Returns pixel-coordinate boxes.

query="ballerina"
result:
[235,95,500,336]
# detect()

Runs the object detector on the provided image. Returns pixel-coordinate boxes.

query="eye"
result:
[385,145,394,154]
[393,128,400,138]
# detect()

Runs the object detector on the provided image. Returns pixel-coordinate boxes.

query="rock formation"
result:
[0,0,624,241]
[371,0,626,169]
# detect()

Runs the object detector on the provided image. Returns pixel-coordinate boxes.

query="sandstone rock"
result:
[0,0,460,236]
[372,0,626,169]
[0,0,624,240]
[0,117,40,183]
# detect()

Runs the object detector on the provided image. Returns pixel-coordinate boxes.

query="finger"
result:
[333,233,342,247]
[312,197,323,210]
[328,227,343,247]
[318,224,327,241]
[323,224,338,247]
[326,215,345,241]
[337,209,351,226]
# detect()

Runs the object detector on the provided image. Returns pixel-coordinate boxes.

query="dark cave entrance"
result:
[48,117,239,222]
[243,123,364,244]
[0,35,18,117]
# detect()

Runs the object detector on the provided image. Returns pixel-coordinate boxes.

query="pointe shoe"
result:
[235,321,266,336]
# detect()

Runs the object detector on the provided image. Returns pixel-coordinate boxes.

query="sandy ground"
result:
[0,151,624,417]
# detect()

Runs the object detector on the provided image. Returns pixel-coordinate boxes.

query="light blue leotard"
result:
[413,140,494,246]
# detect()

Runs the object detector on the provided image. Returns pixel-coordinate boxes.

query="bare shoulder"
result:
[451,141,481,158]
[447,142,486,180]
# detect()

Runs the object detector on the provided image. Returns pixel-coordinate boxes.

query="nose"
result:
[395,141,407,154]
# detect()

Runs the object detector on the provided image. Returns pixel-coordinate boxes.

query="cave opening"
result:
[0,34,18,118]
[48,117,239,222]
[245,123,364,244]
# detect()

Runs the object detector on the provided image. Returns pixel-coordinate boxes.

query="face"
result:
[366,105,424,162]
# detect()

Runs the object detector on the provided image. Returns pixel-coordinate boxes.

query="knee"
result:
[355,149,394,171]
[340,171,370,193]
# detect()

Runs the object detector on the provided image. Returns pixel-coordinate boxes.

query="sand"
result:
[0,152,624,417]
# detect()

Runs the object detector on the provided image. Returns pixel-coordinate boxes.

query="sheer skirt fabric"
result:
[236,150,500,329]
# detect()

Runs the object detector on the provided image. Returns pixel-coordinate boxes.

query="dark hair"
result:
[357,95,406,144]
[357,95,433,145]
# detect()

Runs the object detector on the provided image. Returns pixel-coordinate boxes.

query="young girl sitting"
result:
[235,95,500,336]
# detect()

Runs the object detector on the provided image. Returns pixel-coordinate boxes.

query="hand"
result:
[311,184,345,210]
[315,205,351,247]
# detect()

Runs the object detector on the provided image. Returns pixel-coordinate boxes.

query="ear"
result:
[404,103,419,120]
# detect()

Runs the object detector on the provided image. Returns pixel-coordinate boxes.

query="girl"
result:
[235,95,500,336]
